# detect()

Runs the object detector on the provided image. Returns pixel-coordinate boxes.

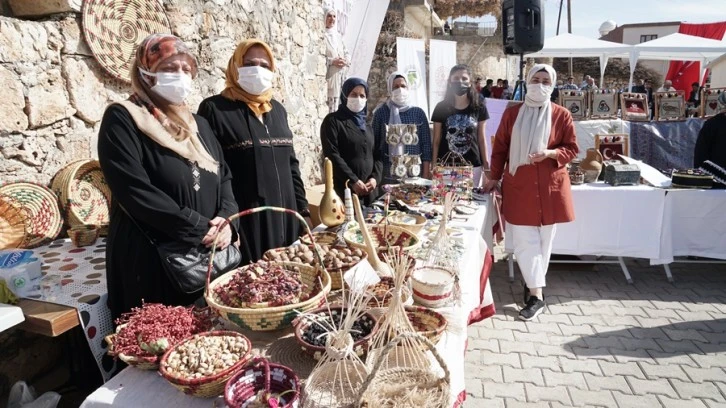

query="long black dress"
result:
[97,104,239,322]
[320,111,383,205]
[694,112,726,169]
[197,96,308,263]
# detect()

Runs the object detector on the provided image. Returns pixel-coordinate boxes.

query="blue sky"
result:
[461,0,726,39]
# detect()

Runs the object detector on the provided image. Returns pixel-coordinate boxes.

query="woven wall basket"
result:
[82,0,172,82]
[51,159,112,230]
[0,182,62,248]
[0,195,29,250]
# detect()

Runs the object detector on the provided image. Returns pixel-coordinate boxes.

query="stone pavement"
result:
[465,252,726,408]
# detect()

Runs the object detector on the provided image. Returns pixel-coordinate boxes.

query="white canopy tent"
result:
[524,33,632,87]
[628,33,726,91]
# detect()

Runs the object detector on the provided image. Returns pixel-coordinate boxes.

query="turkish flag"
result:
[665,22,726,100]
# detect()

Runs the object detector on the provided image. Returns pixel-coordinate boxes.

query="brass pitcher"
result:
[319,157,344,227]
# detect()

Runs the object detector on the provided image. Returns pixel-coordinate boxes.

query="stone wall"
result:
[0,0,328,186]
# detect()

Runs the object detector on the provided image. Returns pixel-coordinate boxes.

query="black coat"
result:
[198,96,308,263]
[97,104,239,321]
[695,112,726,169]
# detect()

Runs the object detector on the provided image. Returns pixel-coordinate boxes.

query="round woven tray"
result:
[51,159,112,231]
[0,195,29,250]
[344,224,421,253]
[82,0,172,82]
[224,357,300,408]
[0,182,62,248]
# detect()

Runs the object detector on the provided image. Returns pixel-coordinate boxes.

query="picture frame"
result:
[595,134,629,161]
[620,92,649,121]
[589,90,619,119]
[559,90,588,120]
[654,90,686,121]
[700,87,726,118]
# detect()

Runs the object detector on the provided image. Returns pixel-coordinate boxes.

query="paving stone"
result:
[568,389,617,407]
[659,396,709,408]
[611,348,657,364]
[503,399,550,408]
[578,305,614,316]
[705,400,726,408]
[629,327,670,340]
[626,376,678,398]
[683,367,726,383]
[639,362,691,381]
[569,315,608,326]
[483,382,526,401]
[663,328,710,343]
[477,327,517,342]
[699,331,726,344]
[520,355,563,372]
[671,379,725,401]
[655,339,704,354]
[535,313,573,325]
[598,361,646,379]
[512,331,552,344]
[598,315,642,327]
[464,376,483,398]
[525,322,563,335]
[583,336,626,350]
[542,369,588,390]
[612,392,663,407]
[493,319,530,331]
[547,304,584,316]
[643,307,683,320]
[524,384,572,405]
[560,357,603,376]
[480,350,522,368]
[635,316,678,328]
[609,306,649,318]
[647,350,699,367]
[468,338,500,353]
[617,337,663,351]
[676,310,719,322]
[463,396,503,408]
[535,344,576,358]
[559,324,595,337]
[684,302,722,313]
[583,373,633,394]
[503,366,545,386]
[649,300,689,312]
[468,364,503,382]
[500,341,539,356]
[571,346,617,362]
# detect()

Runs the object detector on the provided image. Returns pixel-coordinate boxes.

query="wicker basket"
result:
[51,159,112,230]
[404,306,447,346]
[385,212,427,235]
[205,207,332,332]
[0,195,29,250]
[344,224,421,253]
[104,324,161,370]
[225,357,300,408]
[299,231,340,246]
[356,332,450,408]
[294,306,379,361]
[411,266,456,308]
[0,182,62,248]
[263,244,368,290]
[300,358,369,408]
[68,225,100,247]
[159,331,252,398]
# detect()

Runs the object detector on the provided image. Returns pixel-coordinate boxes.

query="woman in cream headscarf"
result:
[198,39,310,263]
[98,33,239,320]
[324,7,350,112]
[484,64,579,321]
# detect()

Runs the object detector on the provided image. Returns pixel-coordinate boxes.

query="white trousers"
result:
[507,222,557,288]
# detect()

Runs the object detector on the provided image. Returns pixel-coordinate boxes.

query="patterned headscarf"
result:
[127,33,218,174]
[221,39,276,117]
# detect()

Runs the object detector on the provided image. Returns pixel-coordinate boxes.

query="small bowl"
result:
[68,225,100,247]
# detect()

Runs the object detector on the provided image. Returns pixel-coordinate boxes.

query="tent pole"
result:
[567,0,573,76]
[556,0,564,35]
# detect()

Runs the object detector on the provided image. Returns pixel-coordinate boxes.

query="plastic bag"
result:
[7,381,61,408]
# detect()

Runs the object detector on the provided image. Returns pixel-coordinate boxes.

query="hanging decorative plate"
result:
[51,160,112,229]
[0,183,62,249]
[82,0,172,82]
[0,195,29,250]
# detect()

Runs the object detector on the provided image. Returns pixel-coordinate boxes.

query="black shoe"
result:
[519,296,546,321]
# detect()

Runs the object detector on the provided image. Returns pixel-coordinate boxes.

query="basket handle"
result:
[204,206,326,298]
[354,331,451,406]
[248,356,272,394]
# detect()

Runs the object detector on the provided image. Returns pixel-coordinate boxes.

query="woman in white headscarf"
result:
[372,71,432,183]
[324,7,350,112]
[484,64,579,321]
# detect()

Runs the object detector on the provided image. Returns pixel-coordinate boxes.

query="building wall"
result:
[622,24,679,80]
[0,0,328,185]
[710,58,726,88]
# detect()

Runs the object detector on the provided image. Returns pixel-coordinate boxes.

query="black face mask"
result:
[453,82,470,96]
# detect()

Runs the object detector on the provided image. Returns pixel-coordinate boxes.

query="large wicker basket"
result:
[0,182,62,248]
[293,305,379,361]
[51,159,112,232]
[159,331,252,398]
[205,207,331,332]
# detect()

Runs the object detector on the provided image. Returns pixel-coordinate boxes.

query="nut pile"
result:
[163,334,247,379]
[213,262,306,307]
[302,311,373,347]
[264,244,366,270]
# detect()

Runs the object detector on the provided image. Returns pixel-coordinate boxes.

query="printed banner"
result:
[428,39,457,119]
[397,37,428,117]
[344,0,390,81]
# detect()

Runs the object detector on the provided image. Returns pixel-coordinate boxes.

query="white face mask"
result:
[391,87,409,105]
[236,66,273,95]
[346,96,366,113]
[140,69,193,104]
[525,83,553,105]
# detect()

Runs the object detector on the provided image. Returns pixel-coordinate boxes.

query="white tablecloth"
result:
[659,189,726,263]
[539,183,665,261]
[81,201,495,408]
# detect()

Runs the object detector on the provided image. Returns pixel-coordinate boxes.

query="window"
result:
[640,34,658,43]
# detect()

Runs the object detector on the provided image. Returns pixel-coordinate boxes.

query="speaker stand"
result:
[512,53,527,101]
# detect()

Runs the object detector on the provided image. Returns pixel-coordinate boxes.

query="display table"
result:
[80,199,495,408]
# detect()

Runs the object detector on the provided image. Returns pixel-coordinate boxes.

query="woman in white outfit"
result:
[324,8,350,113]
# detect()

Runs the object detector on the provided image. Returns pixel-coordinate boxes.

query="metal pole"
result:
[556,0,564,35]
[567,0,573,76]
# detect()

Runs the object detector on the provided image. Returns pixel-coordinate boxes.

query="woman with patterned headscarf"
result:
[324,7,350,112]
[484,64,579,321]
[320,77,383,205]
[198,39,309,263]
[98,34,239,321]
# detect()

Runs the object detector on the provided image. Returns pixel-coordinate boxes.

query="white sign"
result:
[428,39,457,118]
[397,37,429,117]
[343,0,390,81]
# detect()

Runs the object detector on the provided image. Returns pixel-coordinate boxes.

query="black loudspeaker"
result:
[502,0,545,55]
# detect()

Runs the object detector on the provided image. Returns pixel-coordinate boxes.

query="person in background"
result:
[373,72,432,183]
[324,7,350,113]
[694,92,726,173]
[501,79,513,100]
[484,64,578,321]
[657,79,676,92]
[481,79,493,98]
[98,34,239,321]
[582,77,598,91]
[644,79,655,119]
[688,81,702,108]
[198,39,310,264]
[321,77,383,205]
[491,78,505,99]
[550,80,561,103]
[631,79,646,93]
[580,74,591,89]
[475,77,483,94]
[444,20,451,35]
[561,76,578,90]
[432,64,490,188]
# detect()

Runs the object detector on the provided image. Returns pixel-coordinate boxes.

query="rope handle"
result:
[354,332,451,406]
[204,206,326,298]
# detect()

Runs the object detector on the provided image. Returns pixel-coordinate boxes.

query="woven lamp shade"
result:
[82,0,172,82]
